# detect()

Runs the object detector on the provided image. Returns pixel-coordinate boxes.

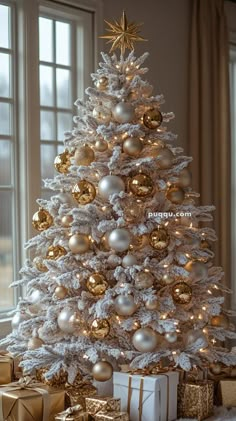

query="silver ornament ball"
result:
[132,327,158,352]
[108,228,131,252]
[113,102,135,123]
[98,175,125,200]
[11,312,30,330]
[122,254,138,267]
[165,332,178,343]
[29,289,42,304]
[115,295,137,316]
[58,308,76,333]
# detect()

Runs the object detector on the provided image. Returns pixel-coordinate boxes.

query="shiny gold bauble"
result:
[135,272,154,289]
[32,208,53,231]
[178,168,192,188]
[211,314,229,329]
[209,362,223,375]
[100,232,110,251]
[28,337,44,350]
[54,150,71,173]
[172,282,192,305]
[94,138,108,152]
[72,180,96,205]
[91,319,110,339]
[123,137,143,157]
[46,245,67,260]
[143,108,163,129]
[161,273,174,285]
[74,145,95,166]
[129,173,154,197]
[92,361,113,382]
[33,256,48,272]
[166,186,185,204]
[54,285,68,299]
[86,273,108,296]
[149,228,169,251]
[61,215,73,227]
[94,76,108,91]
[68,233,90,254]
[145,297,159,310]
[69,311,82,328]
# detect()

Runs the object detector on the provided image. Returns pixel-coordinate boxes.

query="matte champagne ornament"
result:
[113,102,135,123]
[94,138,108,152]
[108,228,131,252]
[114,294,137,316]
[68,233,90,254]
[28,337,44,350]
[98,175,125,200]
[166,186,185,204]
[54,285,68,299]
[132,327,158,352]
[58,308,76,333]
[92,361,113,382]
[61,215,73,227]
[74,145,95,166]
[123,137,143,156]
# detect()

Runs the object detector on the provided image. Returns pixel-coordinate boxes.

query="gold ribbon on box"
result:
[55,404,85,420]
[0,376,50,421]
[0,350,14,384]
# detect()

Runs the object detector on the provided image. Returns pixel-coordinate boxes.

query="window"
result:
[0,0,96,318]
[230,41,236,309]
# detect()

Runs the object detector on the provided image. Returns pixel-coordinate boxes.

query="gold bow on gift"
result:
[120,364,169,376]
[56,404,84,420]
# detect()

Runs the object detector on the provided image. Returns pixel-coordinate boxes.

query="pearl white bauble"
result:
[132,327,158,352]
[68,233,90,254]
[98,175,125,200]
[92,361,113,382]
[28,337,44,350]
[58,308,76,333]
[108,228,131,252]
[145,298,159,310]
[93,106,111,124]
[123,138,143,157]
[29,289,42,304]
[56,192,75,206]
[115,295,137,316]
[122,254,138,267]
[94,139,108,152]
[184,329,208,349]
[11,312,30,330]
[165,332,178,343]
[113,102,135,123]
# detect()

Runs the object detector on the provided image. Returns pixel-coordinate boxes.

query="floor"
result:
[178,406,236,420]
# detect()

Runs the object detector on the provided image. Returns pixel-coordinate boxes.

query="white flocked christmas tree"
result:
[2,12,236,384]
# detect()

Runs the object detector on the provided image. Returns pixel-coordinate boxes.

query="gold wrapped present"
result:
[0,376,65,420]
[218,378,236,407]
[86,397,120,416]
[65,381,97,410]
[177,380,214,421]
[55,404,88,420]
[0,351,13,384]
[36,367,68,387]
[94,411,129,420]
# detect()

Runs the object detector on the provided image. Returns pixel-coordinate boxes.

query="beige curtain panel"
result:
[189,0,231,291]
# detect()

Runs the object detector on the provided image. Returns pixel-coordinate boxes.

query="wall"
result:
[101,0,192,152]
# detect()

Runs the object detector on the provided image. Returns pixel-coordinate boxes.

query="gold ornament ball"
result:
[33,256,48,272]
[129,173,154,197]
[124,203,143,222]
[32,208,53,231]
[165,332,178,343]
[91,319,110,339]
[74,145,95,166]
[61,215,73,227]
[166,185,185,204]
[86,273,108,296]
[69,311,82,329]
[129,235,146,251]
[55,285,68,300]
[93,106,111,124]
[115,294,137,316]
[68,233,90,254]
[152,147,174,169]
[92,361,113,382]
[100,232,110,251]
[135,272,154,289]
[145,297,159,310]
[132,327,159,352]
[149,228,169,251]
[54,150,71,174]
[161,273,174,285]
[94,138,108,152]
[211,314,229,329]
[94,76,108,91]
[72,180,96,205]
[46,245,67,260]
[172,282,192,305]
[28,337,44,350]
[123,137,143,157]
[178,168,192,188]
[210,362,223,375]
[143,108,163,129]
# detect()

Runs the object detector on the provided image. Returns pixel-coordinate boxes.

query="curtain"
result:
[189,0,231,291]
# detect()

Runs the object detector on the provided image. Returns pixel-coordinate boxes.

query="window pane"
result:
[57,112,72,140]
[39,17,53,62]
[56,68,71,108]
[0,53,10,97]
[0,191,14,310]
[40,65,54,106]
[0,5,10,49]
[0,141,11,185]
[40,110,55,140]
[41,144,56,179]
[57,144,65,154]
[56,21,70,65]
[0,103,11,135]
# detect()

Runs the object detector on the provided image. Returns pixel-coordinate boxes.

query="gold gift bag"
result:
[177,380,214,421]
[94,411,129,420]
[218,378,236,407]
[0,376,65,421]
[55,404,88,420]
[86,397,121,417]
[0,351,13,384]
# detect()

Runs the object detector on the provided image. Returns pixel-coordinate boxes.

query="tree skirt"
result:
[178,406,236,420]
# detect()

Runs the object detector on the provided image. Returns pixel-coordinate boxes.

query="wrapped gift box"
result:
[65,382,97,410]
[0,378,65,420]
[0,351,13,384]
[177,380,214,420]
[95,411,129,420]
[113,371,179,421]
[86,396,120,417]
[217,378,236,407]
[55,404,88,420]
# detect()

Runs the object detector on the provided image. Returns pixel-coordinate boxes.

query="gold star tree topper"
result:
[100,11,147,55]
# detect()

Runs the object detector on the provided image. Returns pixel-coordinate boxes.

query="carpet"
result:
[178,406,236,420]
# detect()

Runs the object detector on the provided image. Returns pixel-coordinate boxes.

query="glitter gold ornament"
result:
[54,150,71,173]
[68,233,90,254]
[172,282,192,305]
[92,361,113,382]
[61,215,73,227]
[149,228,169,251]
[135,271,154,289]
[46,245,67,260]
[32,208,53,231]
[86,273,108,296]
[143,108,163,129]
[166,185,185,204]
[129,173,154,197]
[129,234,146,250]
[211,314,229,329]
[28,337,44,350]
[33,256,48,272]
[72,180,96,205]
[123,137,143,157]
[91,319,110,339]
[55,285,68,299]
[94,76,108,91]
[74,145,95,166]
[94,138,108,152]
[132,327,158,352]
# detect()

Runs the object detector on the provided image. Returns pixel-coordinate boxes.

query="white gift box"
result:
[93,377,113,397]
[113,371,179,421]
